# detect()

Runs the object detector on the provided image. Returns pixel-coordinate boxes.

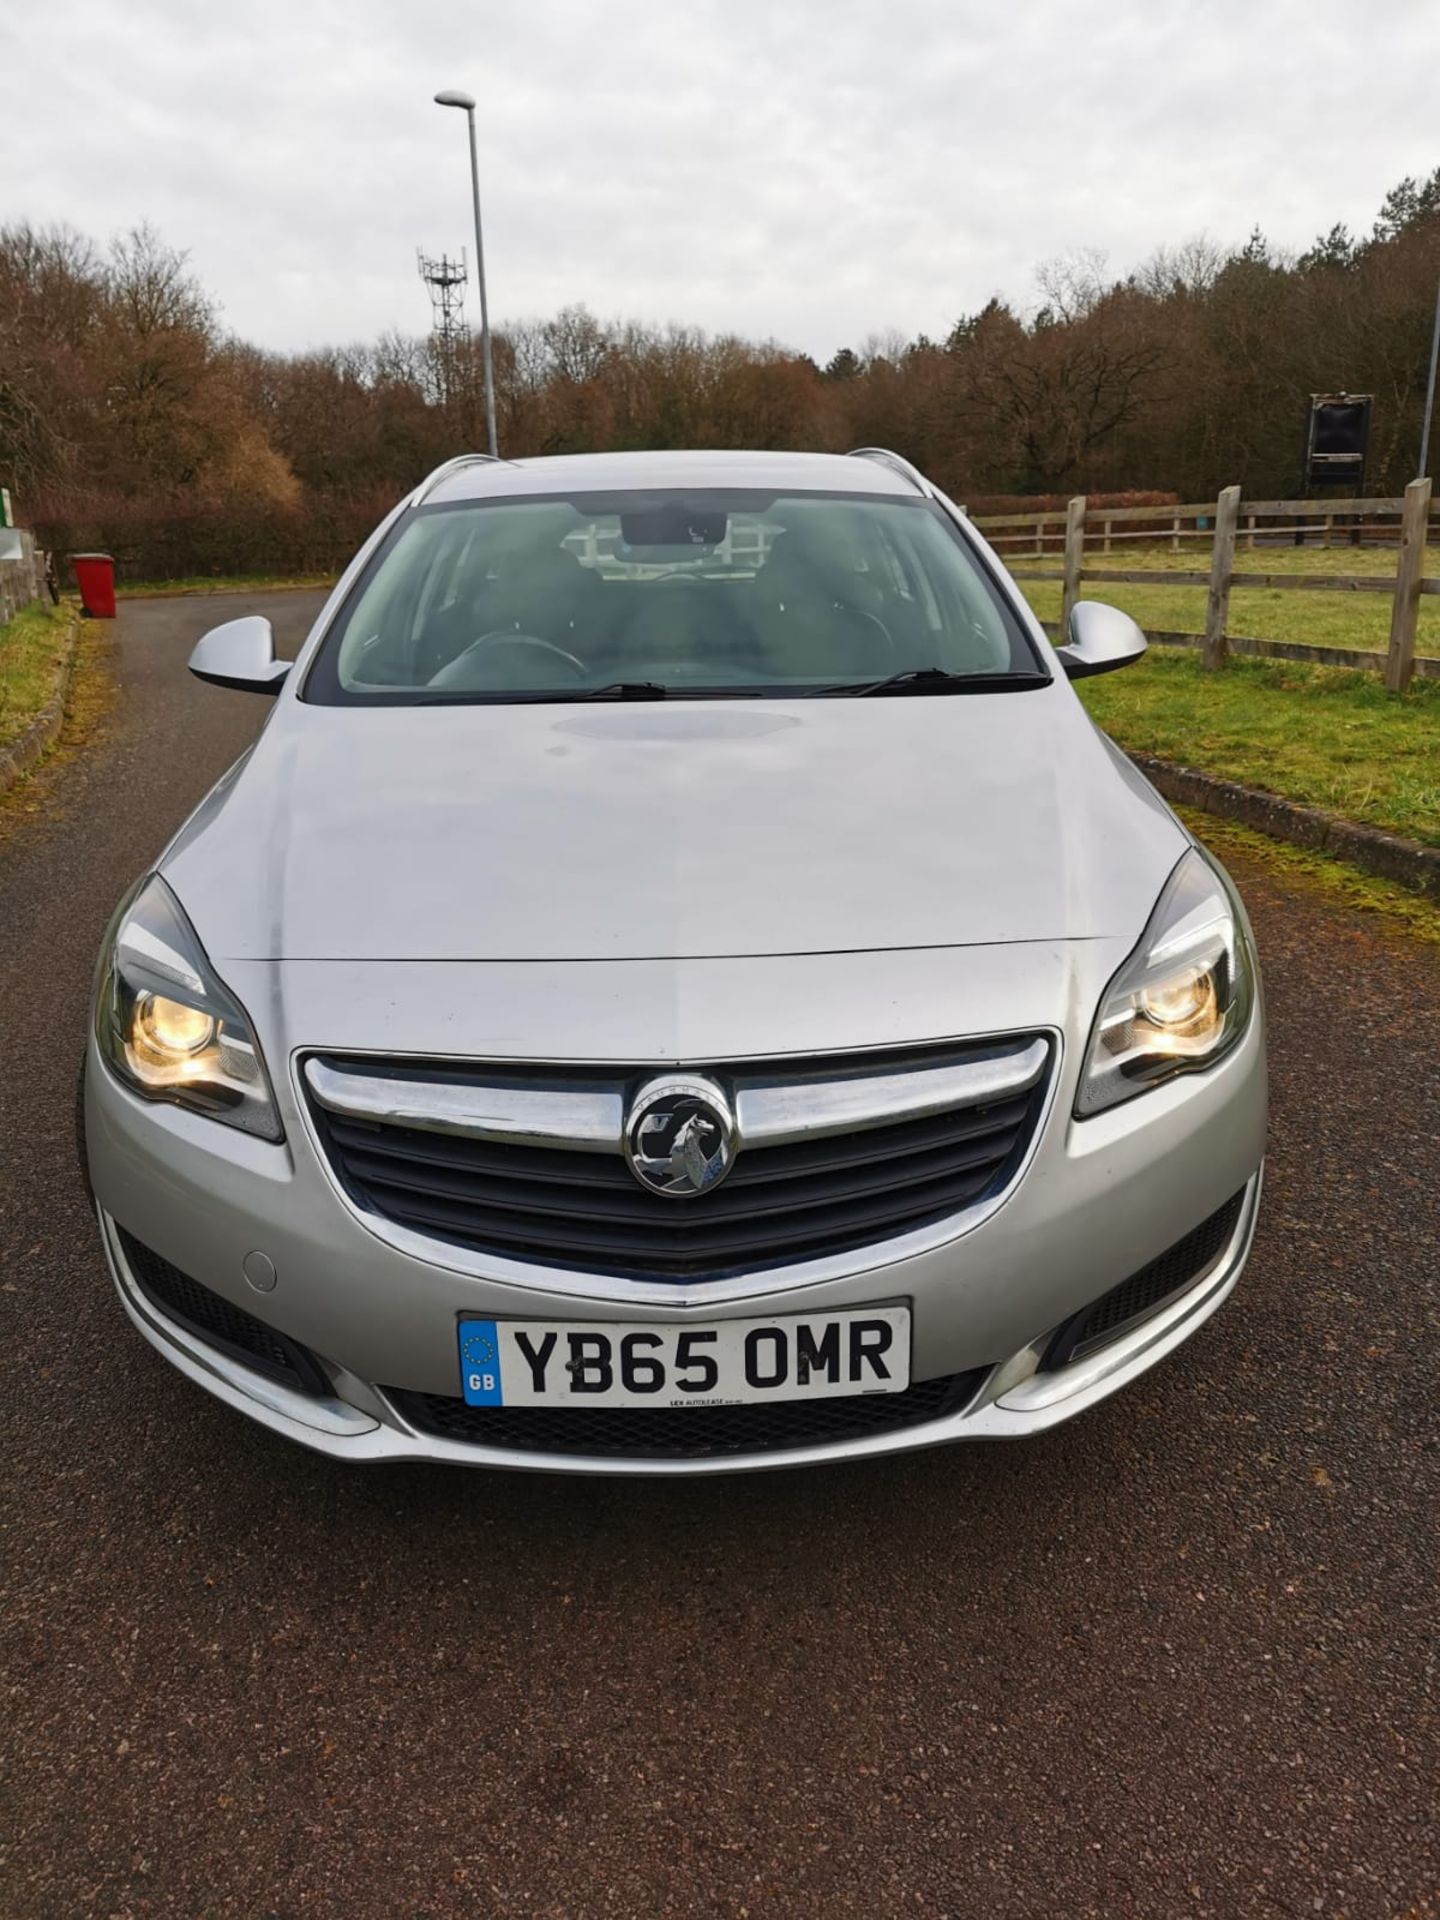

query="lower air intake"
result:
[1043,1190,1247,1370]
[116,1226,329,1396]
[386,1369,991,1461]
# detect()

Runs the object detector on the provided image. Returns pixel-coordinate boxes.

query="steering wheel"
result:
[428,630,588,690]
[846,607,896,650]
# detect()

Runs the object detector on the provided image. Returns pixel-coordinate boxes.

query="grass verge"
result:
[116,572,337,598]
[1016,541,1440,657]
[1074,647,1440,849]
[0,615,117,836]
[0,600,80,752]
[1178,807,1440,949]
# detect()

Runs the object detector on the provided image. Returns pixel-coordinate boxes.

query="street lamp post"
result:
[1419,271,1440,483]
[434,88,498,459]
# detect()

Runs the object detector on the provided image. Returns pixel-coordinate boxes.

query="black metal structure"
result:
[1301,392,1372,494]
[1295,392,1373,545]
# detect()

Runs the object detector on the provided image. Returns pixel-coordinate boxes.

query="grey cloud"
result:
[3,0,1436,359]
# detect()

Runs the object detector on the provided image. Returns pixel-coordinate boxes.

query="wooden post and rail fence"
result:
[970,478,1437,692]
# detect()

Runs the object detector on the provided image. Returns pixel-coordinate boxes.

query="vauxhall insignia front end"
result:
[84,448,1266,1474]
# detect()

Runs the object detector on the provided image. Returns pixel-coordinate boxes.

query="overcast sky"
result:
[5,0,1437,361]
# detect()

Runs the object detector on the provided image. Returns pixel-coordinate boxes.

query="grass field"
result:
[1014,538,1440,851]
[0,601,78,751]
[1011,539,1440,658]
[1075,646,1440,848]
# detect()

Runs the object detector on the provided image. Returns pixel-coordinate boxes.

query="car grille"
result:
[116,1227,330,1395]
[1042,1189,1248,1369]
[307,1038,1051,1280]
[385,1369,990,1461]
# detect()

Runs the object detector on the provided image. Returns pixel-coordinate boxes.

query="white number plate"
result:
[456,1306,911,1409]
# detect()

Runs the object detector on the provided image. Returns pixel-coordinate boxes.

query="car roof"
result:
[424,448,925,505]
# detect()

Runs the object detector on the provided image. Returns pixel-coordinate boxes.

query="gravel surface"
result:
[2,592,1437,1918]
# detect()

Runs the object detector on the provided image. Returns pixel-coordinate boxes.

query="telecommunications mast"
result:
[416,248,467,406]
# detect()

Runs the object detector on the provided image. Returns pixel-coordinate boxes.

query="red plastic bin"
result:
[71,552,117,619]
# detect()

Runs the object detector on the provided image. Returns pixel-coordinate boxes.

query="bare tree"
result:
[1034,248,1112,323]
[8,166,1440,578]
[543,305,611,384]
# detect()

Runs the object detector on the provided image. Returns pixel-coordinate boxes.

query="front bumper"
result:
[85,946,1267,1472]
[99,1172,1261,1472]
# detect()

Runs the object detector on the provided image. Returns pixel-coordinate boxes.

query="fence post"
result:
[1384,476,1432,694]
[1202,486,1242,670]
[1061,496,1087,639]
[1103,516,1113,555]
[1245,512,1256,551]
[1170,514,1180,554]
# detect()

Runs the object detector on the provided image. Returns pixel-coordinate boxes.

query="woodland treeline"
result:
[2,167,1437,578]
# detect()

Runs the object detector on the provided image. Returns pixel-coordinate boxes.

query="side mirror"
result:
[188,616,291,696]
[1055,601,1147,680]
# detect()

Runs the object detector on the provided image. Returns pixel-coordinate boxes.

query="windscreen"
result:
[305,489,1041,702]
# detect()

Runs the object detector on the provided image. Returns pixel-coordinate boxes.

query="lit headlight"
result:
[1076,847,1256,1116]
[95,875,283,1140]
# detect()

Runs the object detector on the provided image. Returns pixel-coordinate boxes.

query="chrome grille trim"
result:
[304,1059,623,1153]
[294,1034,1062,1307]
[299,1036,1059,1290]
[302,1037,1047,1156]
[736,1040,1046,1147]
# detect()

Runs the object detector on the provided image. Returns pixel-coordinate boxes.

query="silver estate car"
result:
[84,448,1266,1474]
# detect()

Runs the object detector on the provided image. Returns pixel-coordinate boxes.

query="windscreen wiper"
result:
[571,681,672,701]
[817,667,1051,697]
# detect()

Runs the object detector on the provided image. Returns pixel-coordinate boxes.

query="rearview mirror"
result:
[1055,601,1147,680]
[188,616,290,695]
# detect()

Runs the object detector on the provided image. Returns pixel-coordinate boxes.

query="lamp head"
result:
[434,89,476,110]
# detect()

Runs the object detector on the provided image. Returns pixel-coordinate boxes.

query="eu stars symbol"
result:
[462,1330,496,1370]
[458,1320,504,1406]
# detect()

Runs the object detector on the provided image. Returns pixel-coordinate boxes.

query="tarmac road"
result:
[2,592,1437,1918]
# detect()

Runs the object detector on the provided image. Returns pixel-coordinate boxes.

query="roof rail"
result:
[412,452,500,504]
[847,447,933,496]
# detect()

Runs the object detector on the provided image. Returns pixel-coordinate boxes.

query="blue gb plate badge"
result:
[458,1319,504,1406]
